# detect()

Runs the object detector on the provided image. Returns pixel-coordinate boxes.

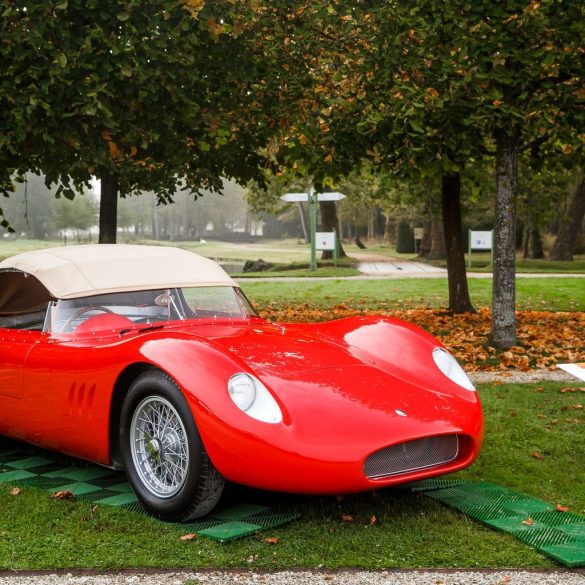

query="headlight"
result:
[227,373,283,423]
[432,347,475,391]
[228,372,256,411]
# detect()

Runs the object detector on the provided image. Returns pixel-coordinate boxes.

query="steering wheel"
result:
[60,306,114,333]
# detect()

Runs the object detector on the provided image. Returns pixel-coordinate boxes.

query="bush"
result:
[396,221,415,253]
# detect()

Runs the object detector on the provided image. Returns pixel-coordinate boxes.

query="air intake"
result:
[364,435,459,479]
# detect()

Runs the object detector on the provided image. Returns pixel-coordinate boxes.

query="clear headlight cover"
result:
[227,373,283,423]
[432,347,476,391]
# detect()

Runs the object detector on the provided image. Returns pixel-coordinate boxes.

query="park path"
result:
[1,569,584,585]
[236,266,585,282]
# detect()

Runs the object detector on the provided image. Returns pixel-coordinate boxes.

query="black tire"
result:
[120,370,224,521]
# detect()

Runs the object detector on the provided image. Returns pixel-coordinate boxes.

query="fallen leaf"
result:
[522,517,535,525]
[10,487,21,496]
[264,537,279,545]
[341,514,354,522]
[180,533,197,541]
[556,504,569,512]
[531,451,545,461]
[51,490,75,500]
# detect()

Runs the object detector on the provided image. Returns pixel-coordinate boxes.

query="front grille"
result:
[364,435,459,479]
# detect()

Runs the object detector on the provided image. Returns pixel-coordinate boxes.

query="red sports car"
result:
[0,245,483,521]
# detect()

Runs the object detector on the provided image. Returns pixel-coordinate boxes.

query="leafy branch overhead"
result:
[0,0,274,208]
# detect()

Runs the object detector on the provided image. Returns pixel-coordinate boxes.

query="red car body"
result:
[0,245,483,519]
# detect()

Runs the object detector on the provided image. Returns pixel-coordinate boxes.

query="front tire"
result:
[120,370,224,521]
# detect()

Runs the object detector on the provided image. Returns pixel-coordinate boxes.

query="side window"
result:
[0,270,53,331]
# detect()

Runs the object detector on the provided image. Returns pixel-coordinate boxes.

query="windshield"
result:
[47,286,258,334]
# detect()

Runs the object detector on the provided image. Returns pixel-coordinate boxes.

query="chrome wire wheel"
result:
[130,395,189,498]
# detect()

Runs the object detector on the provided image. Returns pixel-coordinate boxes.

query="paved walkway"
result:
[357,261,447,275]
[1,570,584,585]
[236,267,585,282]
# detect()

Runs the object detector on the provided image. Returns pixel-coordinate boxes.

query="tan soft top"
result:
[0,244,236,300]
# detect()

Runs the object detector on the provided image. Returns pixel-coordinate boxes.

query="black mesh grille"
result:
[364,435,459,479]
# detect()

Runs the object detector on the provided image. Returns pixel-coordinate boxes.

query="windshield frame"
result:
[45,286,259,335]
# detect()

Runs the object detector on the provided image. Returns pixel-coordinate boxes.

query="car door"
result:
[0,328,41,399]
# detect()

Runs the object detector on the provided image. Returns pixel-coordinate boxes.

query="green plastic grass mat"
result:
[412,479,585,567]
[0,442,299,542]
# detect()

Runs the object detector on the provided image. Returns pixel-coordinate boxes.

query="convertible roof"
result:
[0,244,236,300]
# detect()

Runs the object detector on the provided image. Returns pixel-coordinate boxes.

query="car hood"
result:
[201,321,479,426]
[206,322,370,375]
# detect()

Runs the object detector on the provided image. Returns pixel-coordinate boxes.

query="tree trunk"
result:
[550,178,585,261]
[442,173,475,313]
[419,218,432,257]
[428,210,446,259]
[522,189,544,259]
[374,207,385,239]
[491,128,519,349]
[297,202,309,243]
[529,225,544,259]
[383,213,395,245]
[367,208,375,240]
[319,200,346,259]
[99,175,118,244]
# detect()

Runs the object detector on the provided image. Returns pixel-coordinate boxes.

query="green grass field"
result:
[240,277,585,312]
[2,238,583,275]
[0,238,583,569]
[0,382,583,570]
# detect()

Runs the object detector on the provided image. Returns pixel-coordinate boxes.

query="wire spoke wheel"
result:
[121,371,225,520]
[130,395,189,498]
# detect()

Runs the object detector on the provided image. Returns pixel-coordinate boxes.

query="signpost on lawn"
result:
[281,189,346,271]
[468,230,494,269]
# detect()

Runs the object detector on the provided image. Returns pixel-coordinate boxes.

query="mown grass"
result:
[0,382,583,570]
[433,252,585,273]
[240,277,585,312]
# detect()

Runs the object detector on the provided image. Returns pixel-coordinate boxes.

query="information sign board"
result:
[315,232,336,251]
[469,230,493,250]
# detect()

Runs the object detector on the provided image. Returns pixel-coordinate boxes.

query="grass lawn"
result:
[240,277,585,312]
[1,238,583,276]
[0,381,583,570]
[460,253,585,273]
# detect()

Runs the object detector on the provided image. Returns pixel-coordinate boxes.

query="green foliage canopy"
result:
[0,0,271,224]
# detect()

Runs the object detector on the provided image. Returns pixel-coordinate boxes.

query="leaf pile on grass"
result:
[257,304,585,371]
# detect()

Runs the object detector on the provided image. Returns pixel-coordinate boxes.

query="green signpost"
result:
[281,190,345,272]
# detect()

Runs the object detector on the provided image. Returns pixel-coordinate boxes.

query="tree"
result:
[0,172,99,239]
[54,191,98,241]
[1,0,270,241]
[1,174,58,238]
[408,1,584,347]
[249,2,479,312]
[550,174,585,261]
[252,1,584,345]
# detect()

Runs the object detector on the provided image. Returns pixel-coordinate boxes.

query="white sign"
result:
[470,230,493,250]
[281,192,346,203]
[414,227,424,240]
[281,193,311,202]
[316,192,345,201]
[315,232,336,251]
